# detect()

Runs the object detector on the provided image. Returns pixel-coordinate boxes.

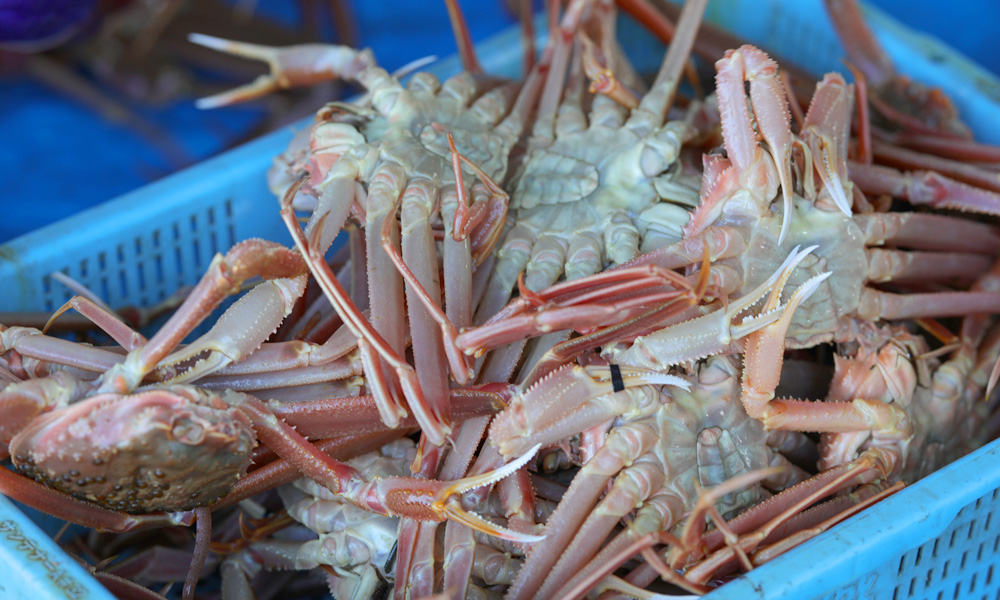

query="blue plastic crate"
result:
[1,1,999,598]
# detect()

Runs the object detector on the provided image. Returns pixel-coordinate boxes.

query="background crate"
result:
[1,1,999,599]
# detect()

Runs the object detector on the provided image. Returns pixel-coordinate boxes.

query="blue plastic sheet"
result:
[2,1,999,243]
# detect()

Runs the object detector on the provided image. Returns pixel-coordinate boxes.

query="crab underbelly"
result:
[737,199,868,348]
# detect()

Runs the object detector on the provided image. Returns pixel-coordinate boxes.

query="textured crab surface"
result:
[10,387,256,513]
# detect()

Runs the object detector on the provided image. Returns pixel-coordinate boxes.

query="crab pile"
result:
[4,0,1000,599]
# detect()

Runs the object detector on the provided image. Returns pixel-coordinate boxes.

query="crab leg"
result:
[45,296,147,350]
[456,265,698,356]
[608,247,829,370]
[890,132,1000,163]
[394,440,447,600]
[224,391,542,538]
[213,430,408,509]
[559,470,783,599]
[681,450,896,584]
[531,457,673,600]
[822,0,970,139]
[279,179,430,433]
[399,177,453,443]
[362,163,410,426]
[96,239,309,393]
[504,421,660,600]
[854,212,1000,255]
[625,0,708,135]
[440,416,494,599]
[188,34,375,108]
[849,160,1000,215]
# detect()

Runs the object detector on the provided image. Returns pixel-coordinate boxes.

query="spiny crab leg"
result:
[45,296,147,350]
[556,468,784,600]
[606,246,830,370]
[456,265,698,358]
[92,239,308,394]
[379,194,474,387]
[188,33,376,108]
[279,178,433,431]
[233,387,544,540]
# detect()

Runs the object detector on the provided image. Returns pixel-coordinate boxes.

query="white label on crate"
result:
[0,519,88,600]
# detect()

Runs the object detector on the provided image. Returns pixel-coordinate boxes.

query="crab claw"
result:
[376,443,546,543]
[803,73,854,216]
[188,33,375,108]
[714,46,796,245]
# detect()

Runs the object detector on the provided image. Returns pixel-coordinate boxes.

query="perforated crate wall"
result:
[2,2,1000,600]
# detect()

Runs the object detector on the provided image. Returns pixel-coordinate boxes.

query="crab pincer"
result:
[188,34,376,108]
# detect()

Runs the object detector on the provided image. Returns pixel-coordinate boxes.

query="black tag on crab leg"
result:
[609,363,625,393]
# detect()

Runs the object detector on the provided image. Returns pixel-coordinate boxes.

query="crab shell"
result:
[10,387,257,513]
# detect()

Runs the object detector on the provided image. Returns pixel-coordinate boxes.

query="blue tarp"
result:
[1,0,997,244]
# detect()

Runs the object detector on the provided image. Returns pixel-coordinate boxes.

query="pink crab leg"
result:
[2,325,125,376]
[871,140,1000,194]
[456,266,697,356]
[394,439,446,599]
[854,212,1000,255]
[866,249,993,284]
[579,12,640,110]
[188,33,376,108]
[440,416,495,599]
[609,247,828,371]
[822,0,893,88]
[849,160,1000,216]
[891,133,1000,163]
[625,0,708,133]
[824,0,970,139]
[531,0,592,148]
[443,0,482,75]
[195,357,363,391]
[181,507,212,600]
[503,421,660,600]
[398,177,454,443]
[277,174,416,431]
[531,459,672,600]
[615,0,675,44]
[98,239,308,393]
[856,288,1000,322]
[363,163,410,426]
[228,391,543,541]
[682,449,896,584]
[846,62,874,164]
[213,430,408,509]
[561,470,787,600]
[750,482,903,566]
[483,262,694,326]
[44,296,147,350]
[269,386,503,440]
